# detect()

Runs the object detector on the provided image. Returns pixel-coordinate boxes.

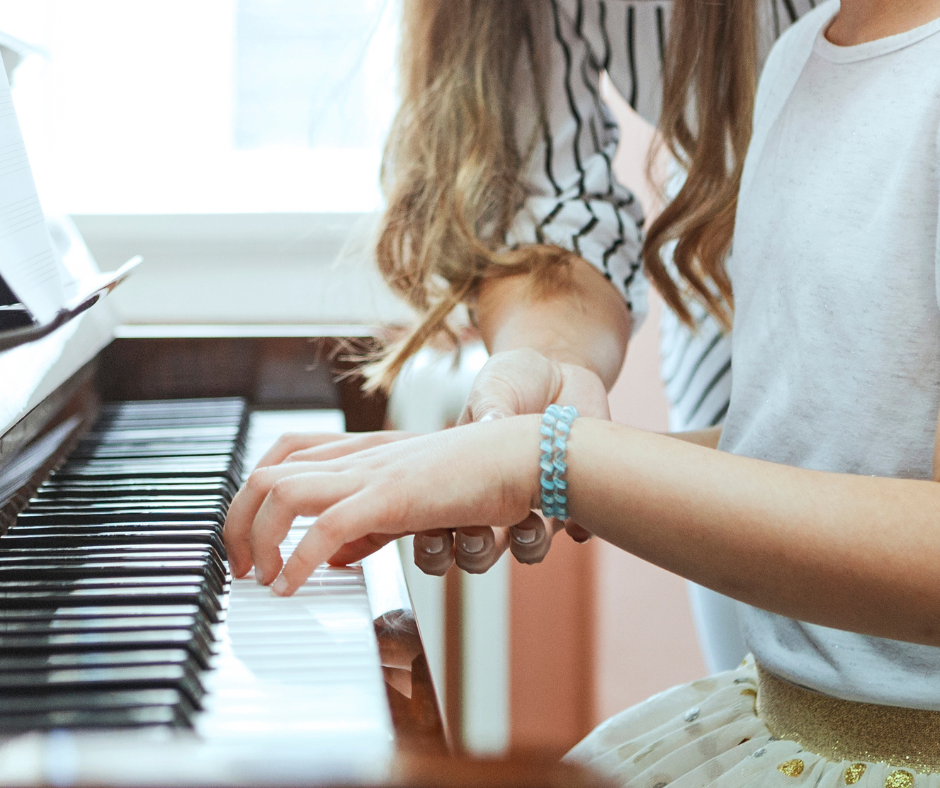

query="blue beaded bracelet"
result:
[539,404,578,521]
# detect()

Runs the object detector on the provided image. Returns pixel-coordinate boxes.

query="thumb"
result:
[458,391,519,425]
[458,404,513,426]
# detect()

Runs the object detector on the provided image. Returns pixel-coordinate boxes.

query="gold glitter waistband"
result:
[756,664,940,773]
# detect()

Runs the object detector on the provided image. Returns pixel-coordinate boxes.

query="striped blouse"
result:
[506,0,818,431]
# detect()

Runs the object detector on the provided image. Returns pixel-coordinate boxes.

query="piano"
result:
[0,301,446,785]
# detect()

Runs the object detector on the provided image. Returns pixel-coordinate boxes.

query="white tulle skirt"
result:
[565,658,940,788]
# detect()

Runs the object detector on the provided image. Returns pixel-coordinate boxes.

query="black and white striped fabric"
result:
[507,0,818,432]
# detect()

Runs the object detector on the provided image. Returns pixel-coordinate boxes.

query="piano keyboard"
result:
[0,400,394,768]
[0,397,247,733]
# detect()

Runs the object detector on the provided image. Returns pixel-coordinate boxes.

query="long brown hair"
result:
[367,0,758,391]
[644,0,758,330]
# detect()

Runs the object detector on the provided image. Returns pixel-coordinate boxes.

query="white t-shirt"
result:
[721,1,940,708]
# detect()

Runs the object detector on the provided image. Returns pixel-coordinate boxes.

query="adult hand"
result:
[413,348,609,576]
[224,416,546,595]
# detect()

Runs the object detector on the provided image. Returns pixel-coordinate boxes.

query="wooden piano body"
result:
[0,299,446,784]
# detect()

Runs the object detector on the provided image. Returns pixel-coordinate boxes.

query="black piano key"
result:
[37,477,238,497]
[0,604,204,620]
[0,572,224,595]
[98,396,246,416]
[0,630,215,670]
[8,523,224,541]
[32,493,230,508]
[0,559,226,590]
[0,664,205,708]
[78,429,242,445]
[23,496,227,509]
[56,457,239,479]
[0,706,190,731]
[76,430,241,443]
[53,463,240,485]
[0,586,221,623]
[0,648,193,672]
[0,550,226,585]
[73,447,242,463]
[75,428,241,440]
[0,615,206,637]
[0,614,214,650]
[0,529,226,555]
[38,476,233,489]
[0,576,219,600]
[15,508,228,526]
[96,412,246,428]
[0,545,227,570]
[60,452,238,463]
[0,687,194,715]
[0,551,225,584]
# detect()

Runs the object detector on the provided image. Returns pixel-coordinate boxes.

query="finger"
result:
[272,492,391,596]
[454,526,509,574]
[328,532,403,566]
[565,522,593,543]
[508,512,556,565]
[226,461,338,577]
[285,431,414,463]
[249,471,361,586]
[254,432,348,470]
[225,464,310,578]
[414,530,456,576]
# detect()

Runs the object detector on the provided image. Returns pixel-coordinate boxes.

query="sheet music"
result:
[0,64,71,324]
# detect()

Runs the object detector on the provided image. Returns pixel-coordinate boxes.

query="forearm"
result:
[670,427,722,449]
[565,418,940,646]
[475,256,631,390]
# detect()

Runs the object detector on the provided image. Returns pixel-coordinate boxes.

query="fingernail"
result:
[458,534,485,554]
[421,535,445,554]
[479,412,505,423]
[255,568,265,585]
[271,575,290,596]
[512,526,539,545]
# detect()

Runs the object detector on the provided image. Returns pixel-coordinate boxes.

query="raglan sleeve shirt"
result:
[504,0,667,326]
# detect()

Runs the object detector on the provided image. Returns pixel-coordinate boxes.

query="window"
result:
[2,0,398,214]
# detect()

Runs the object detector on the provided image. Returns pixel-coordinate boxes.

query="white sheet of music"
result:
[0,66,70,324]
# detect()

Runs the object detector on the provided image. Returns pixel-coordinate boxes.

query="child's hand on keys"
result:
[223,415,543,596]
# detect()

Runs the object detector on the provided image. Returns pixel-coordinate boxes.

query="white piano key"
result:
[195,410,393,754]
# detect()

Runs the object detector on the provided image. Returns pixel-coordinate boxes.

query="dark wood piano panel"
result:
[97,336,388,433]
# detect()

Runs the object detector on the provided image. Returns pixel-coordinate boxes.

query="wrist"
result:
[495,345,613,390]
[503,414,546,515]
